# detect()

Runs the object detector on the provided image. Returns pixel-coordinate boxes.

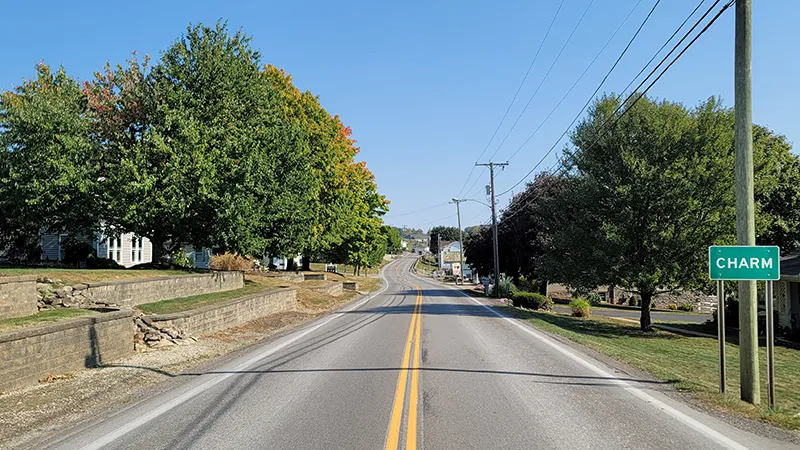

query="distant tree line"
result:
[465,95,800,330]
[0,22,391,271]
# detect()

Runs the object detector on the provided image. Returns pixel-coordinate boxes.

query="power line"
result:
[454,0,566,198]
[486,0,597,162]
[503,0,659,163]
[497,0,726,197]
[388,202,449,218]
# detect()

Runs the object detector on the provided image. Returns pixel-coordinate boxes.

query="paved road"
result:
[42,257,793,449]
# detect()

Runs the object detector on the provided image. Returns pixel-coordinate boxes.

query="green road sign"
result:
[709,245,780,280]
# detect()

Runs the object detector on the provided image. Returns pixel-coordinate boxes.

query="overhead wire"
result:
[503,0,657,163]
[485,0,597,162]
[492,0,733,230]
[496,0,724,198]
[454,0,566,199]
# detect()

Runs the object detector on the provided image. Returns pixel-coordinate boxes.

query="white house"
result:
[438,241,462,270]
[41,232,153,268]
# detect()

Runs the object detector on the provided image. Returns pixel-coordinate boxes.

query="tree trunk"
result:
[301,251,311,271]
[286,257,295,272]
[640,292,653,331]
[150,238,165,265]
[538,280,549,296]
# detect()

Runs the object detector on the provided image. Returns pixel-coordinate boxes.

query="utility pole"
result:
[735,0,759,405]
[476,161,508,297]
[450,198,465,283]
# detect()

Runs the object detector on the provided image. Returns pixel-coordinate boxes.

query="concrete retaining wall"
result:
[0,309,134,392]
[308,282,343,297]
[146,287,297,337]
[74,271,244,308]
[0,275,38,320]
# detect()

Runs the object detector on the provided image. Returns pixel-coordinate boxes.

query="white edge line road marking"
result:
[79,259,401,450]
[408,271,749,450]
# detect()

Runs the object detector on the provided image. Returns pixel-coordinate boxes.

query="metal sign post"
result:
[766,280,775,409]
[717,280,726,393]
[709,245,780,405]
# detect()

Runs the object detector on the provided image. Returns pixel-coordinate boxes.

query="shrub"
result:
[171,250,194,268]
[85,257,122,269]
[678,302,694,312]
[569,298,591,317]
[667,303,678,310]
[210,253,254,271]
[512,292,554,311]
[587,292,603,307]
[62,242,96,265]
[627,297,639,307]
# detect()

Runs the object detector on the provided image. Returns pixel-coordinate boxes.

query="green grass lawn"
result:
[137,281,271,315]
[414,257,437,274]
[0,268,193,285]
[515,309,800,430]
[0,308,99,332]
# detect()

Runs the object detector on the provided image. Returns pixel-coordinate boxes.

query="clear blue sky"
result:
[2,1,798,232]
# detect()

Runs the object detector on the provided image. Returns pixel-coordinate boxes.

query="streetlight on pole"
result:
[450,198,465,284]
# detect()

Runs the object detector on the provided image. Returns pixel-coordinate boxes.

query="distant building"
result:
[438,241,462,270]
[41,231,153,268]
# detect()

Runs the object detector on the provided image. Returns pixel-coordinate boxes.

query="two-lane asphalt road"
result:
[43,257,794,449]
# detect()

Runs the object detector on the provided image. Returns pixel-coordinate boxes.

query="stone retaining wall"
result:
[146,287,297,337]
[0,275,38,320]
[68,271,244,308]
[343,282,358,291]
[303,273,327,281]
[308,282,343,297]
[0,309,134,392]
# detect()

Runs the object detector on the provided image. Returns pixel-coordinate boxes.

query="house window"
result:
[108,236,122,263]
[131,236,143,264]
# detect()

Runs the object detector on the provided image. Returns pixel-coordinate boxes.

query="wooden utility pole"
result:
[476,162,508,297]
[451,198,465,283]
[735,0,759,405]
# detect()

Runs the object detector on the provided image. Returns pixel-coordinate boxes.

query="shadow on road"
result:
[344,302,503,318]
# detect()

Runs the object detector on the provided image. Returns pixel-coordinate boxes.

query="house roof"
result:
[440,241,461,251]
[781,254,800,278]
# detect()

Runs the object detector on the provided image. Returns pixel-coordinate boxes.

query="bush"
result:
[569,298,591,317]
[627,297,639,307]
[62,241,96,265]
[667,303,678,310]
[85,257,122,269]
[587,292,603,307]
[171,250,194,268]
[512,292,554,311]
[678,302,694,312]
[210,253,254,271]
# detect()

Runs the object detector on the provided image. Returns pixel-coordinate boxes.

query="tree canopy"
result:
[0,22,389,267]
[465,94,800,330]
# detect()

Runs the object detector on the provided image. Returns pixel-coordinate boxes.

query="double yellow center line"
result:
[385,265,423,450]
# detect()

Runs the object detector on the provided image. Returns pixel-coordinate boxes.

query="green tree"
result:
[543,95,800,330]
[383,226,402,254]
[498,173,568,294]
[0,64,100,259]
[544,95,735,330]
[464,225,493,276]
[88,23,315,260]
[429,225,460,254]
